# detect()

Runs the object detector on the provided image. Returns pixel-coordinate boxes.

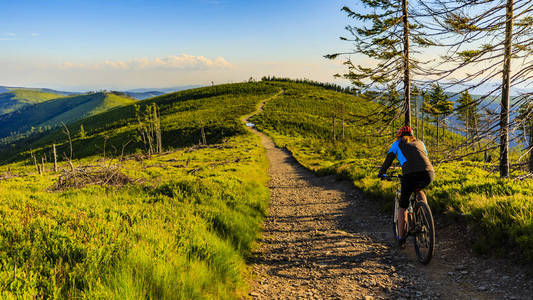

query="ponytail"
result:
[400,135,416,143]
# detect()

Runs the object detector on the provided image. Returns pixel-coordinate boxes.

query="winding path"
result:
[243,93,532,299]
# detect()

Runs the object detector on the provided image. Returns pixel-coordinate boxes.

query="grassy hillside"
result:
[251,80,533,263]
[0,89,65,115]
[0,82,280,298]
[0,80,529,298]
[3,83,279,161]
[0,92,135,140]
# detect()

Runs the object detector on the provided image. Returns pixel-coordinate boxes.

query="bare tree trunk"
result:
[402,0,411,127]
[201,127,207,145]
[475,117,481,151]
[421,111,425,141]
[61,122,74,171]
[53,144,58,173]
[41,157,46,174]
[156,106,162,153]
[529,123,533,173]
[31,149,39,173]
[436,117,440,152]
[442,119,446,139]
[500,0,513,178]
[414,95,418,136]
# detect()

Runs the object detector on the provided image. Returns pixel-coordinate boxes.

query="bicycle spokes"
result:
[413,201,435,265]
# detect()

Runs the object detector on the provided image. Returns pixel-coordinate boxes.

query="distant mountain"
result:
[124,91,165,100]
[36,88,79,96]
[121,85,205,100]
[0,92,135,139]
[126,85,204,94]
[0,89,66,115]
[0,85,79,96]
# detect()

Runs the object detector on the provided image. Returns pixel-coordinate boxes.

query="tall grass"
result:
[0,83,278,298]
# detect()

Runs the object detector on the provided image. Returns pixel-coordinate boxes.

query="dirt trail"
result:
[244,95,532,300]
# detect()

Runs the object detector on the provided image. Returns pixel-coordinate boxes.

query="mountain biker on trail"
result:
[378,125,434,248]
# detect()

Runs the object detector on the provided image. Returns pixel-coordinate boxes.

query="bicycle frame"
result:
[384,173,435,264]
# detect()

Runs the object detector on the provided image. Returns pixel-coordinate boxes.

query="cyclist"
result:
[378,125,434,248]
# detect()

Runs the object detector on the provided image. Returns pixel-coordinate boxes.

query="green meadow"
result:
[0,80,531,298]
[0,89,66,116]
[251,81,533,263]
[0,83,279,298]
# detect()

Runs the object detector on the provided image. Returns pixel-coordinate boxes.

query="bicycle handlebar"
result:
[378,174,402,181]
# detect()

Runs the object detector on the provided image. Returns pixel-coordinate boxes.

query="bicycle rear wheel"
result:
[413,201,435,264]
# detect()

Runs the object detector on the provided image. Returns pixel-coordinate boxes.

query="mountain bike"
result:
[381,174,435,264]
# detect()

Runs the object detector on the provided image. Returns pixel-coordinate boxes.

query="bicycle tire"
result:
[392,196,400,240]
[413,201,435,264]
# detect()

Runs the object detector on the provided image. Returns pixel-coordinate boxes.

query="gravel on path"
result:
[244,97,532,300]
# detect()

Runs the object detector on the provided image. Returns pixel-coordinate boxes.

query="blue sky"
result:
[0,0,354,91]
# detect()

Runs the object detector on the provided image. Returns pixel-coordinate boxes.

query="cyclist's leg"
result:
[414,171,434,203]
[416,189,427,203]
[399,175,414,240]
[398,207,407,239]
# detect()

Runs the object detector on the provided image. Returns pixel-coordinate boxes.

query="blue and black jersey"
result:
[379,139,434,175]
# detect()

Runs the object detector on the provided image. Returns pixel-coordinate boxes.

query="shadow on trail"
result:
[249,145,416,297]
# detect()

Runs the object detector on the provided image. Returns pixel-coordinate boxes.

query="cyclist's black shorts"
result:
[400,171,434,209]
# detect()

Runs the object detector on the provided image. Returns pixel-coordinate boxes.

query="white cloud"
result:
[6,32,16,37]
[63,54,232,71]
[30,33,39,37]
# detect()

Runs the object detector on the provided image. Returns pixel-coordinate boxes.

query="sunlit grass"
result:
[252,81,533,263]
[0,82,279,298]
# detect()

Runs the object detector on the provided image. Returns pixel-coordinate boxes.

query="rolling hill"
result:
[0,80,530,298]
[0,82,280,298]
[0,92,135,140]
[0,85,78,95]
[1,83,279,160]
[0,89,66,115]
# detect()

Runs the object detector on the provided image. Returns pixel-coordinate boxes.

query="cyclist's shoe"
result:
[398,236,407,249]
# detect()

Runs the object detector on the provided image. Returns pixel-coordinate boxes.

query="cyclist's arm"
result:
[420,141,429,156]
[379,141,398,175]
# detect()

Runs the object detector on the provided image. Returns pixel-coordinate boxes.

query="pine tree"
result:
[378,86,403,135]
[423,84,453,151]
[326,0,435,127]
[456,90,480,146]
[419,0,533,177]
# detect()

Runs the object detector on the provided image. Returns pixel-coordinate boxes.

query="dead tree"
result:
[61,122,74,171]
[418,0,533,177]
[53,144,58,172]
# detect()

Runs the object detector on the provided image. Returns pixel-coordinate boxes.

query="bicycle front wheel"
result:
[413,201,435,264]
[392,196,400,240]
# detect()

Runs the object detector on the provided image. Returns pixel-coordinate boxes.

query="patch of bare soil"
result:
[245,99,532,299]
